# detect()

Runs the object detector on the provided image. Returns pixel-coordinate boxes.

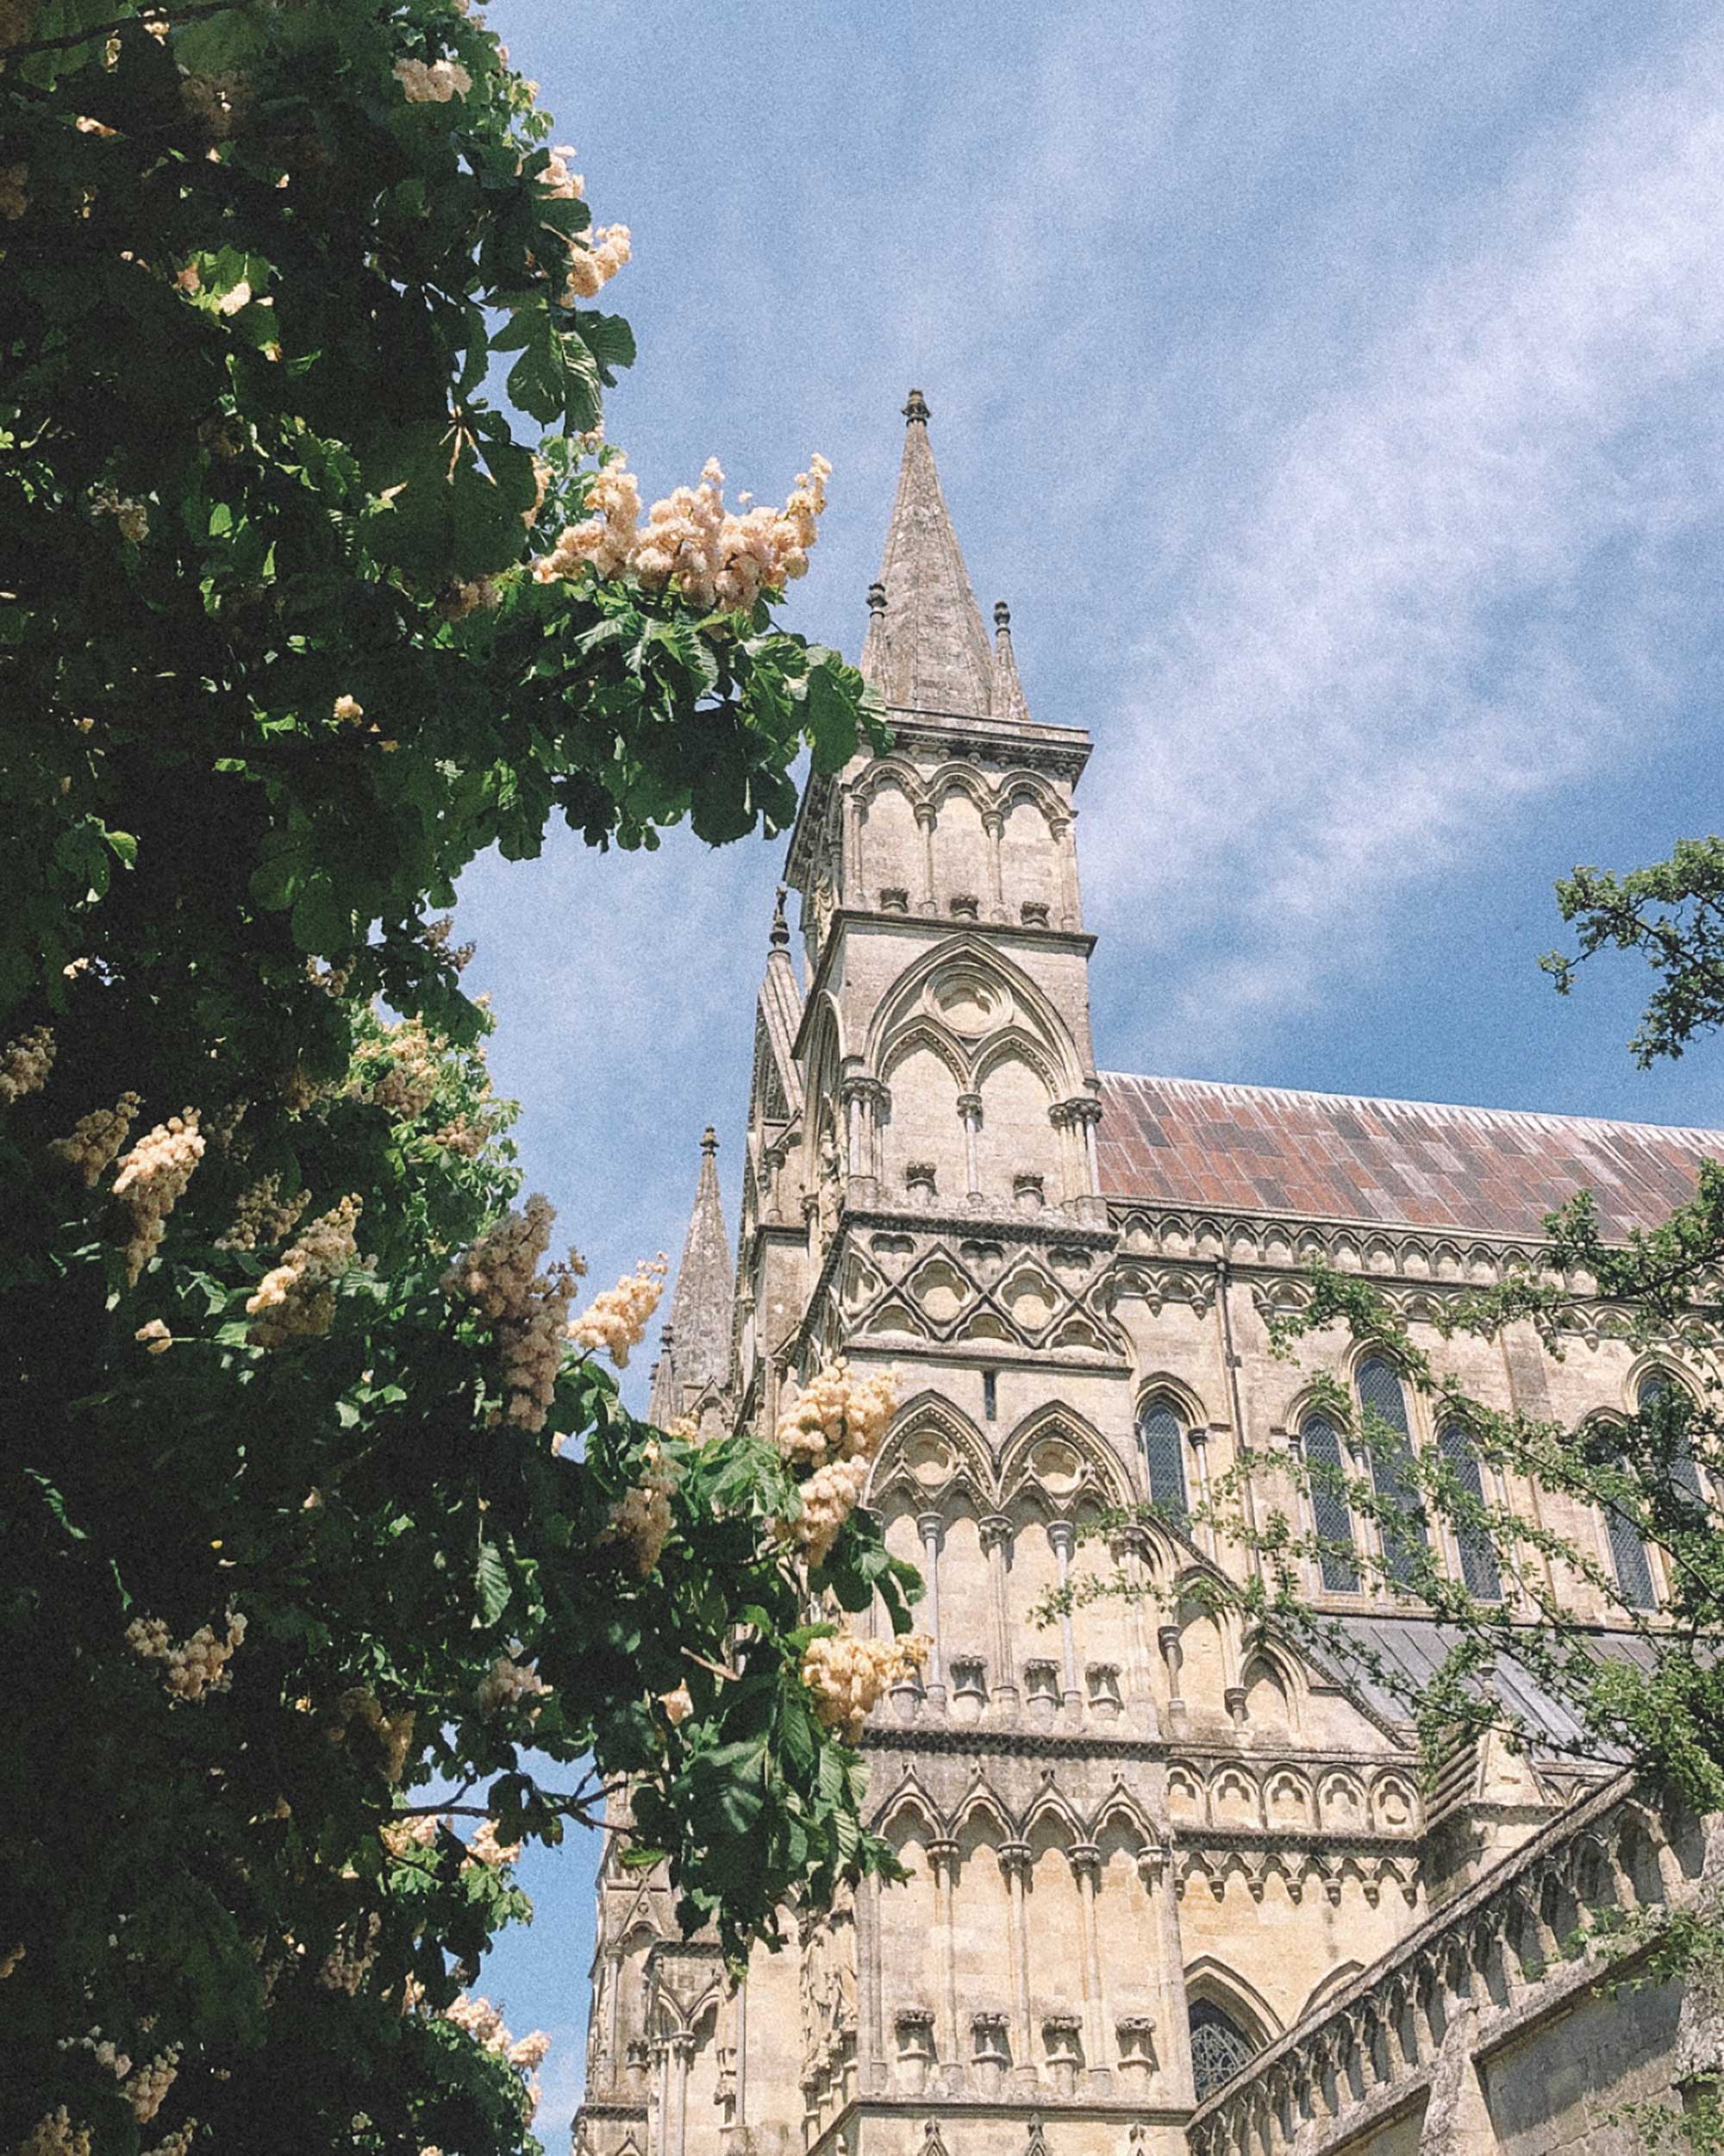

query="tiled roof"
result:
[1096,1072,1723,1240]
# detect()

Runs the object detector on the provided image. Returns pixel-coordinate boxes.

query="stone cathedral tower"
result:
[576,397,1724,2156]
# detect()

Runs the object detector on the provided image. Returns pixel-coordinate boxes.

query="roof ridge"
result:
[1096,1069,1724,1146]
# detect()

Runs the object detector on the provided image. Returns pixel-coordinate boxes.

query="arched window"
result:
[1300,1414,1359,1592]
[1596,1418,1657,1611]
[1356,1357,1429,1586]
[1641,1374,1706,1509]
[1189,1998,1255,2101]
[1138,1400,1190,1521]
[1436,1422,1502,1600]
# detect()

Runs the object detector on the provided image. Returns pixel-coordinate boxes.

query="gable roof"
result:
[1096,1072,1722,1240]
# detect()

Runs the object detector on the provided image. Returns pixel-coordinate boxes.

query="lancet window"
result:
[1188,1999,1255,2102]
[1641,1373,1706,1509]
[1435,1421,1502,1601]
[1300,1413,1359,1592]
[1599,1413,1657,1612]
[1138,1399,1189,1522]
[1355,1356,1429,1586]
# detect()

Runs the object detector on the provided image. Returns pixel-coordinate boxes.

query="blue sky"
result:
[453,3,1724,2134]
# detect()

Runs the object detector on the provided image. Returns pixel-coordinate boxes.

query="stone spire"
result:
[990,599,1029,723]
[647,1127,734,1426]
[861,389,996,718]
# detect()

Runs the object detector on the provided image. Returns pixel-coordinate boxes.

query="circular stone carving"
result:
[1028,1436,1082,1493]
[904,1432,955,1488]
[928,968,1005,1037]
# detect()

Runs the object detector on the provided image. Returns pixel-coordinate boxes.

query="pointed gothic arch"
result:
[998,1401,1133,1513]
[868,1390,996,1511]
[925,759,996,813]
[865,934,1085,1094]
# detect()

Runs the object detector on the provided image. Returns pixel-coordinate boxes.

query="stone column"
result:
[929,1837,962,2086]
[1159,1624,1186,1722]
[1140,1847,1196,2108]
[1110,1528,1158,1728]
[918,1512,946,1709]
[957,1091,984,1203]
[983,808,1006,922]
[915,803,937,912]
[980,1513,1019,1708]
[1070,1842,1110,2081]
[1000,1840,1036,2082]
[732,1973,748,2134]
[668,2030,696,2156]
[1046,1520,1082,1711]
[843,790,862,908]
[603,1945,624,2088]
[858,1871,887,2094]
[1050,814,1080,930]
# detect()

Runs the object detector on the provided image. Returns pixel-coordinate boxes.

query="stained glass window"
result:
[1189,1999,1255,2101]
[1300,1415,1359,1591]
[1641,1374,1705,1508]
[1139,1400,1189,1521]
[1600,1410,1657,1610]
[1356,1357,1429,1586]
[1436,1422,1502,1600]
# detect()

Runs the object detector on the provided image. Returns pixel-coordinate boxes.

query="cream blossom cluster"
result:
[659,1682,693,1724]
[533,452,831,612]
[317,1912,381,1995]
[328,1686,416,1784]
[442,1997,548,2120]
[143,2124,197,2156]
[561,222,631,303]
[61,2028,130,2078]
[800,1633,928,1742]
[215,1172,310,1253]
[381,1812,440,1859]
[0,1024,55,1103]
[420,915,477,972]
[476,1653,549,1715]
[17,2109,92,2156]
[92,487,149,542]
[437,575,503,622]
[540,141,582,200]
[245,1194,361,1347]
[112,1110,203,1284]
[774,1359,896,1470]
[787,1454,872,1566]
[465,1818,521,1868]
[47,1092,141,1184]
[364,1017,440,1119]
[126,2048,182,2124]
[392,55,472,101]
[125,1609,245,1702]
[568,1253,666,1368]
[134,1318,173,1355]
[443,1194,584,1429]
[602,1445,677,1576]
[774,1360,897,1564]
[434,1115,490,1159]
[0,1941,23,1981]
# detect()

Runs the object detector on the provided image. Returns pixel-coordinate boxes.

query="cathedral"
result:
[574,394,1724,2156]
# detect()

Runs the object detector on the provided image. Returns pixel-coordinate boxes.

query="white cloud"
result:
[1079,24,1724,1059]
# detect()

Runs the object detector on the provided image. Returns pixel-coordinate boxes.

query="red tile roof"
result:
[1096,1072,1724,1240]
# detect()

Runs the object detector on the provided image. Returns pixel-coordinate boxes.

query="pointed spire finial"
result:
[770,884,790,948]
[991,597,1029,724]
[867,390,993,714]
[702,1124,718,1155]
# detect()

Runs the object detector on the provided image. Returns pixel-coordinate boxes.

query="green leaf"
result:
[476,1538,512,1627]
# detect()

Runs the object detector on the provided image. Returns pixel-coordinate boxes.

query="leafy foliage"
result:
[1543,836,1724,1066]
[0,2,907,2150]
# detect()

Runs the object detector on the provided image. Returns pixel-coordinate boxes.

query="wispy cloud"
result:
[1080,24,1724,1060]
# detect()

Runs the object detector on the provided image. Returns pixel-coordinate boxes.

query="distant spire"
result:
[862,388,995,717]
[991,599,1029,723]
[648,1127,734,1425]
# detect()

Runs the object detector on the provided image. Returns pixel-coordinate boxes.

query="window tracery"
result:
[1138,1398,1190,1521]
[1188,1998,1254,2101]
[1299,1413,1359,1591]
[1355,1356,1429,1585]
[1435,1421,1502,1600]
